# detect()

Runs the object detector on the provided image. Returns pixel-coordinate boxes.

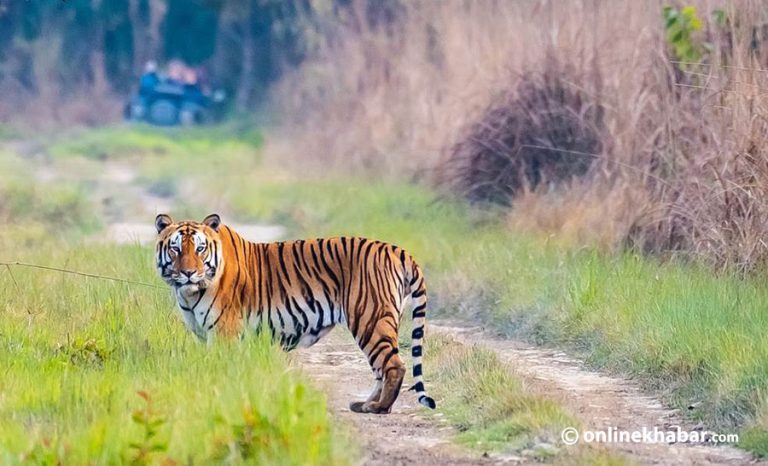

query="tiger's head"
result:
[155,213,224,293]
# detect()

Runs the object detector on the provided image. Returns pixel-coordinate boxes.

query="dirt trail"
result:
[295,329,501,465]
[295,322,759,465]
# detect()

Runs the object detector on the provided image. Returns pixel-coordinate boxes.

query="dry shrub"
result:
[444,61,603,205]
[274,0,768,273]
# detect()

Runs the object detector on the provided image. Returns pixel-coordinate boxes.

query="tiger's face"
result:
[155,213,223,292]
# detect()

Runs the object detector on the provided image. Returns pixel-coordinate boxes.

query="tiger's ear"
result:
[155,214,173,233]
[202,213,221,232]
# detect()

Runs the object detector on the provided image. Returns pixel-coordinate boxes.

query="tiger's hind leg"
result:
[349,358,405,414]
[349,314,405,414]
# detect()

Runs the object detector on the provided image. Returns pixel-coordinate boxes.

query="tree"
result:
[101,0,134,92]
[161,0,220,65]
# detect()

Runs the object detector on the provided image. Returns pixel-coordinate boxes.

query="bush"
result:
[444,62,603,205]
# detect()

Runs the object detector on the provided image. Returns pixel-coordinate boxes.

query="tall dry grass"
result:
[274,0,658,171]
[273,0,768,272]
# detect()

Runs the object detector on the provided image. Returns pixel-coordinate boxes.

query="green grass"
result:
[6,125,757,461]
[0,128,350,465]
[42,125,262,204]
[0,181,100,234]
[0,243,352,465]
[47,124,263,161]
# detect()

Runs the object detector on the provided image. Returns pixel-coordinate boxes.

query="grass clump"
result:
[127,391,169,465]
[0,154,100,238]
[55,336,112,369]
[0,182,99,233]
[427,335,573,455]
[49,126,182,160]
[741,426,768,459]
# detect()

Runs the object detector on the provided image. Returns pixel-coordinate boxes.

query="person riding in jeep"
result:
[124,60,224,126]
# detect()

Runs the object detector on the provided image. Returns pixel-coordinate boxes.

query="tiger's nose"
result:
[181,270,195,278]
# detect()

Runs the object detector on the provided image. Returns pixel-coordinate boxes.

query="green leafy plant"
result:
[214,404,286,462]
[711,8,727,27]
[128,391,169,466]
[55,336,112,368]
[663,5,707,65]
[21,437,66,465]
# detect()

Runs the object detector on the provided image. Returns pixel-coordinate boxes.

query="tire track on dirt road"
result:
[431,321,758,466]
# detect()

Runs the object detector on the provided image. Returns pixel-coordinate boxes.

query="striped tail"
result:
[408,262,436,409]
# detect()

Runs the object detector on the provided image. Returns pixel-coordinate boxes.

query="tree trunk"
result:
[147,0,165,61]
[236,2,256,111]
[129,0,145,74]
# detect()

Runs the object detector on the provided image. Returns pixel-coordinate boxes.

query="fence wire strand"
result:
[0,261,164,290]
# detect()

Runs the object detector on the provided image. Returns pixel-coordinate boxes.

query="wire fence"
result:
[0,261,164,291]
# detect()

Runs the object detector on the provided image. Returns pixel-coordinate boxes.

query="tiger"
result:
[154,213,436,414]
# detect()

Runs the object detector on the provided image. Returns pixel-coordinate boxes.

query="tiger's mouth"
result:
[172,275,207,288]
[174,282,207,292]
[159,265,217,291]
[168,270,216,291]
[172,280,212,294]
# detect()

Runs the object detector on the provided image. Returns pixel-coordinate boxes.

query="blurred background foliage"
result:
[0,0,400,121]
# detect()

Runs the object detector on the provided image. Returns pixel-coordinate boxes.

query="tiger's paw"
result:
[349,401,391,414]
